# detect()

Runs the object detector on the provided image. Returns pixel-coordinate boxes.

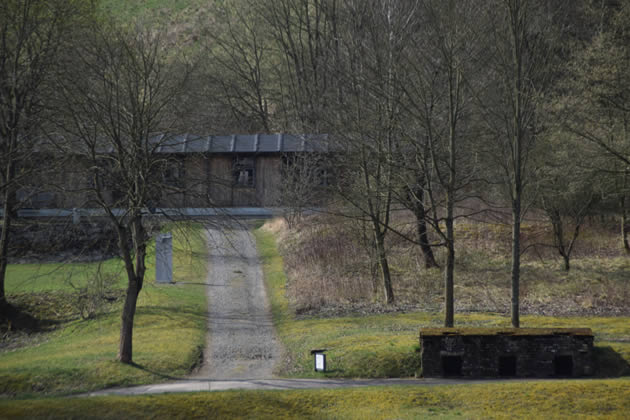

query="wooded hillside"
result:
[2,0,630,336]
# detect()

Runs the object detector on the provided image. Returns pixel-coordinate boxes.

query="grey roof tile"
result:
[257,134,280,152]
[158,134,187,153]
[281,134,304,152]
[234,134,258,152]
[210,135,234,152]
[185,135,208,153]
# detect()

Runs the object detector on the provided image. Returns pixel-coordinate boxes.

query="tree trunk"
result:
[411,186,439,269]
[115,217,146,364]
[443,46,459,328]
[0,164,15,312]
[0,197,12,310]
[621,196,629,253]
[548,208,571,272]
[374,229,394,304]
[118,278,141,363]
[511,200,521,328]
[509,0,523,329]
[444,217,455,327]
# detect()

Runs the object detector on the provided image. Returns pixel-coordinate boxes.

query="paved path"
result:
[86,378,497,396]
[192,222,281,380]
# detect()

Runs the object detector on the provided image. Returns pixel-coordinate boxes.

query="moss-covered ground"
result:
[0,224,208,397]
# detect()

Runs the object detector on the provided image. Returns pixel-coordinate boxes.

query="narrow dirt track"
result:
[192,222,280,380]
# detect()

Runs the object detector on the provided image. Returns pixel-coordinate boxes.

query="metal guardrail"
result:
[0,207,318,218]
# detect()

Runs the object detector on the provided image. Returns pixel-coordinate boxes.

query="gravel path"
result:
[192,222,280,380]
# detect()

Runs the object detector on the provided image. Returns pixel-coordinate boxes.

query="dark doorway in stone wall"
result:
[499,355,517,376]
[554,355,573,376]
[442,355,463,376]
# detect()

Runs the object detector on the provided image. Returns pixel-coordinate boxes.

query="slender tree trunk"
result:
[132,216,147,286]
[0,161,15,311]
[417,212,439,269]
[118,278,141,363]
[374,228,394,304]
[411,186,439,269]
[116,217,146,363]
[511,199,521,328]
[623,132,630,254]
[443,41,459,327]
[444,217,455,327]
[444,92,456,327]
[509,0,524,329]
[0,195,12,310]
[621,196,630,253]
[548,208,570,271]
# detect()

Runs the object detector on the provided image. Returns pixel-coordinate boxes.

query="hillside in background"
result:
[99,0,214,48]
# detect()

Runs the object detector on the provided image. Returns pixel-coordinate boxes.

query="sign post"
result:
[310,349,327,372]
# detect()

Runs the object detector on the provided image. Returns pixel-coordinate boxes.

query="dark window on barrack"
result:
[233,156,255,187]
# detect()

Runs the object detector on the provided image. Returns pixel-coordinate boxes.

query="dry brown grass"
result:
[267,213,630,317]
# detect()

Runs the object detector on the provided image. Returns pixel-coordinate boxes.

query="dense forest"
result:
[2,0,630,361]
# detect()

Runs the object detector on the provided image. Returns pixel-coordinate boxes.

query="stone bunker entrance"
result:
[419,328,594,378]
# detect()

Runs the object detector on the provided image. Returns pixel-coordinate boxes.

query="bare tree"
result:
[561,1,630,253]
[480,0,569,327]
[257,0,341,132]
[538,131,598,271]
[0,0,81,314]
[278,151,329,229]
[202,0,274,132]
[245,0,402,302]
[401,0,485,326]
[397,152,439,269]
[58,19,195,363]
[325,0,419,304]
[259,0,446,304]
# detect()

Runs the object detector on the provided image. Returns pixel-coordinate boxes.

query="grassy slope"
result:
[2,379,629,419]
[274,216,630,317]
[6,259,126,293]
[0,225,208,397]
[254,225,630,378]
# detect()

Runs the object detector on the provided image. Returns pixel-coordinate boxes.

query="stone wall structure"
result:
[420,328,594,378]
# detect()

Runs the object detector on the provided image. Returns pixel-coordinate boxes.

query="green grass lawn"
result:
[0,223,209,397]
[5,259,127,293]
[254,225,630,379]
[1,379,629,419]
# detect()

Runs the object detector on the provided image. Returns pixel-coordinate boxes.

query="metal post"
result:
[156,233,173,284]
[72,208,80,224]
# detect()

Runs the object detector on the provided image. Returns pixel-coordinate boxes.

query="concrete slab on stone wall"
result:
[419,328,594,378]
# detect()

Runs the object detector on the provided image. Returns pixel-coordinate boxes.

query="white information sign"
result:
[315,353,326,371]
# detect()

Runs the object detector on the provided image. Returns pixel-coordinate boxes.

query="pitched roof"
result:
[152,133,329,154]
[34,133,329,154]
